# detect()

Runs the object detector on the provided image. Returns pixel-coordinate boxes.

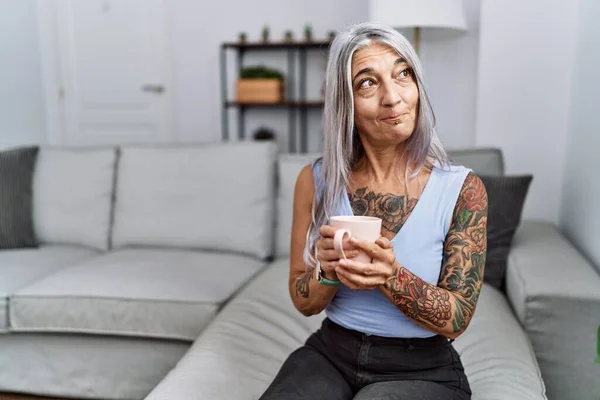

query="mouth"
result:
[381,113,407,124]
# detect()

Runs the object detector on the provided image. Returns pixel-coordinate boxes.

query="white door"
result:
[44,0,173,145]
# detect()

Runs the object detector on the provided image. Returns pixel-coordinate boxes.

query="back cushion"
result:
[275,154,319,258]
[33,148,117,251]
[112,142,277,259]
[447,148,504,176]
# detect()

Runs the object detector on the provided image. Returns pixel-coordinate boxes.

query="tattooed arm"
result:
[288,165,339,316]
[379,173,488,339]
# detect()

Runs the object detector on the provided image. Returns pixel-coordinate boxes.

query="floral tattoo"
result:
[348,188,417,235]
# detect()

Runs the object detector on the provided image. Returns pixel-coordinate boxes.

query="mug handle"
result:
[333,229,351,260]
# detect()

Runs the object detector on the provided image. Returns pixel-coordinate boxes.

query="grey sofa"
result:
[0,142,597,400]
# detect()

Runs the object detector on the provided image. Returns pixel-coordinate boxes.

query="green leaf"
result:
[457,208,472,228]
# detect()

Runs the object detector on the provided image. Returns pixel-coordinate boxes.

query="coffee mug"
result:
[331,216,382,263]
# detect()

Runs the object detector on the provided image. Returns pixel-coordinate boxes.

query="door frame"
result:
[36,0,175,146]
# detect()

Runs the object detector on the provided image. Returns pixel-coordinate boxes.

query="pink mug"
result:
[331,216,382,263]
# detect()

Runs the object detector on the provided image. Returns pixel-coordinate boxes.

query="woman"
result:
[260,22,487,400]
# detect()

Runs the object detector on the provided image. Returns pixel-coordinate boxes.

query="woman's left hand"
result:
[335,236,397,290]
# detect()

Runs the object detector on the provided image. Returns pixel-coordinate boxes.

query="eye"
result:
[397,68,412,80]
[358,78,376,89]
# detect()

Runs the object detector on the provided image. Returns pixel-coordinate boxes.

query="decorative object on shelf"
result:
[237,65,284,104]
[304,24,313,42]
[261,25,270,42]
[284,30,294,43]
[238,32,247,44]
[368,0,467,54]
[253,127,276,141]
[327,30,336,41]
[220,41,328,152]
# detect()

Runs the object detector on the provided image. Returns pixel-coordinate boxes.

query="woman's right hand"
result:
[317,225,359,280]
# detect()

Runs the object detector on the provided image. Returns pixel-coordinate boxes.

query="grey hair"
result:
[303,22,450,268]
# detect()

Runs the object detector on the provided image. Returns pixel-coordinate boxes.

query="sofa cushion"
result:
[33,147,117,251]
[0,245,99,330]
[481,174,533,291]
[9,248,265,340]
[145,260,546,400]
[0,146,39,249]
[0,333,190,400]
[448,148,504,176]
[275,154,319,258]
[112,142,277,259]
[506,221,600,400]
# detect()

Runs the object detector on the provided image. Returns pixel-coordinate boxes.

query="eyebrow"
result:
[352,57,407,82]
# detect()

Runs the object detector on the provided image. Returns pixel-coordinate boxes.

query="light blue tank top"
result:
[312,159,471,338]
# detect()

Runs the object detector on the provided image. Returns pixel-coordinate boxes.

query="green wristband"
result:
[319,276,342,286]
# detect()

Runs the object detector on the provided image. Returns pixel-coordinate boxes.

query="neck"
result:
[357,142,411,184]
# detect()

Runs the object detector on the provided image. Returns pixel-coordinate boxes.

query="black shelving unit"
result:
[220,40,331,153]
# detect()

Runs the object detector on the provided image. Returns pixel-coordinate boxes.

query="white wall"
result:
[0,0,46,146]
[475,0,579,223]
[560,0,600,271]
[420,0,480,150]
[0,0,480,152]
[167,0,480,152]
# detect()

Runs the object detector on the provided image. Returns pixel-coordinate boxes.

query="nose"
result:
[380,80,402,107]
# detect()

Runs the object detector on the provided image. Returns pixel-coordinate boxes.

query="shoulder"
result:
[294,158,322,200]
[453,172,488,222]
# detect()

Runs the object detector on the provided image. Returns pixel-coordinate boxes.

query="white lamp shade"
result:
[369,0,468,31]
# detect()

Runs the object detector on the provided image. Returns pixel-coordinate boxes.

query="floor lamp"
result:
[368,0,468,54]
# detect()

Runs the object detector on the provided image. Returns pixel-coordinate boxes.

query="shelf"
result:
[222,41,331,50]
[225,101,324,109]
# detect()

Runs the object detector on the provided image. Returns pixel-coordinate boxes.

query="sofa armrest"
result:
[505,220,600,400]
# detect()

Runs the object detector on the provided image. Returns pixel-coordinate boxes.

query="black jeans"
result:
[260,318,471,400]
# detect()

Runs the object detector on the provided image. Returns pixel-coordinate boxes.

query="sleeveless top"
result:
[312,159,471,338]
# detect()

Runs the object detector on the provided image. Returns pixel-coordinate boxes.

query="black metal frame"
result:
[220,40,330,153]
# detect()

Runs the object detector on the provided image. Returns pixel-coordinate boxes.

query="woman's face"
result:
[351,43,419,145]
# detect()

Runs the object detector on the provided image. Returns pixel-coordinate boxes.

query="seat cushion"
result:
[454,284,547,399]
[33,147,117,251]
[0,245,99,330]
[9,248,265,340]
[112,142,277,259]
[145,260,546,400]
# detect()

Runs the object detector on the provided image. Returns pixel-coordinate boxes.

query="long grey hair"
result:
[303,22,450,268]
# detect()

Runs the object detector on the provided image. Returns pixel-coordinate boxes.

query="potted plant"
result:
[284,30,294,43]
[236,65,284,104]
[239,32,247,44]
[253,127,276,141]
[262,25,270,42]
[304,24,313,42]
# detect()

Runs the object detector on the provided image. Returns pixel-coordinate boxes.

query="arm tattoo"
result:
[295,271,312,298]
[439,172,488,332]
[383,172,488,335]
[386,266,452,328]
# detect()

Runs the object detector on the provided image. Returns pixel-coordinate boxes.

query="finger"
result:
[336,267,382,290]
[318,248,360,262]
[338,258,385,278]
[375,236,392,250]
[319,225,337,238]
[349,237,387,261]
[319,238,357,252]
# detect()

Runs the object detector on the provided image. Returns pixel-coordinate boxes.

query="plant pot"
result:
[236,79,283,103]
